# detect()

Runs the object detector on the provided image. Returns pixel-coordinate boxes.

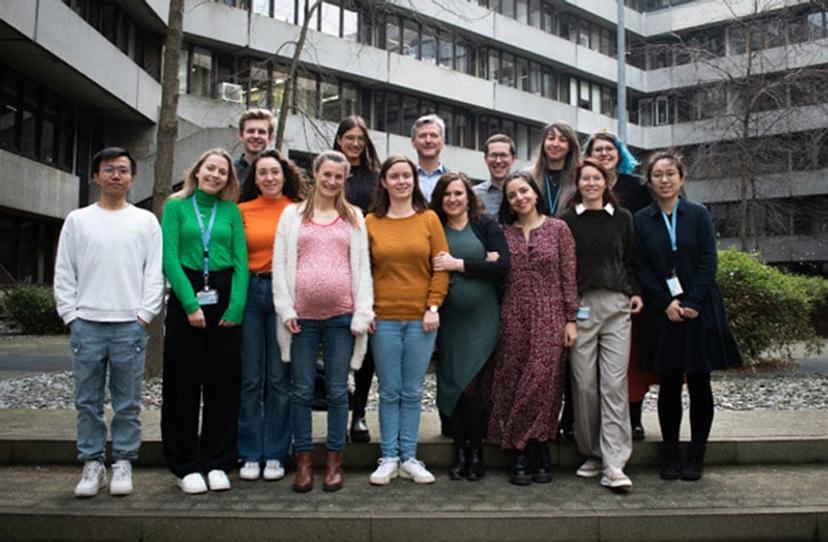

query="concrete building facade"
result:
[1,0,826,284]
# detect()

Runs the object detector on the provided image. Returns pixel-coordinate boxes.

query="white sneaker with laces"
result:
[207,469,231,491]
[399,458,435,484]
[74,460,107,498]
[177,472,208,494]
[263,459,285,481]
[600,466,633,490]
[369,457,400,485]
[576,458,603,478]
[109,460,133,496]
[239,461,261,481]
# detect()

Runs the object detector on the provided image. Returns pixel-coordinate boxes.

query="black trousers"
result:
[161,268,241,477]
[351,349,375,418]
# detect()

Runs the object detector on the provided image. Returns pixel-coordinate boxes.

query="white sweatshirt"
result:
[53,203,164,325]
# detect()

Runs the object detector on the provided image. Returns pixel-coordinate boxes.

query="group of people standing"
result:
[53,107,741,499]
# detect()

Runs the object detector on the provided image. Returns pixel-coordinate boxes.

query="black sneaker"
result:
[680,443,705,481]
[660,442,681,480]
[510,450,532,486]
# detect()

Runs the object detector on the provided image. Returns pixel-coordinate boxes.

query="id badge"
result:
[196,288,219,306]
[576,306,591,321]
[666,275,684,297]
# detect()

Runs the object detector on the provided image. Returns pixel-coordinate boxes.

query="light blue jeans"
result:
[238,275,292,462]
[70,318,147,462]
[290,313,354,452]
[371,320,437,460]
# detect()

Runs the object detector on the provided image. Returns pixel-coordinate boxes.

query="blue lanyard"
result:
[660,199,679,252]
[545,172,561,215]
[192,196,218,287]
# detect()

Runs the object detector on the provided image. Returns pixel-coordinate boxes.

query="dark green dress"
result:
[437,224,500,416]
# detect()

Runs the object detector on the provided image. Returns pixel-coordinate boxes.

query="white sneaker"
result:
[399,458,435,484]
[207,469,231,491]
[74,460,107,498]
[600,466,633,490]
[239,461,261,481]
[263,459,285,481]
[109,460,133,496]
[576,458,603,478]
[177,472,207,494]
[369,457,400,485]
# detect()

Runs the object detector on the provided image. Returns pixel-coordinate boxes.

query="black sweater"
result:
[560,206,641,297]
[345,165,378,215]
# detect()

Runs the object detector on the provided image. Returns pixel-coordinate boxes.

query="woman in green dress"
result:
[430,172,509,481]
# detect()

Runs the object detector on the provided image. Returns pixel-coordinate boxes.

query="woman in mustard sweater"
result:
[236,150,308,483]
[366,155,449,486]
[161,148,248,494]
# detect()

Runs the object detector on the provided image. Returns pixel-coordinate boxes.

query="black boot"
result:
[660,441,681,480]
[681,442,706,481]
[630,401,645,441]
[466,446,485,481]
[349,416,370,443]
[448,445,468,480]
[531,440,552,483]
[510,449,532,486]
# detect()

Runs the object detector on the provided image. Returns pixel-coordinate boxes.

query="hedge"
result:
[3,285,66,335]
[717,249,827,363]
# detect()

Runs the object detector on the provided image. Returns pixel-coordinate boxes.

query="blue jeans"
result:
[238,275,292,462]
[290,313,354,452]
[70,318,147,462]
[371,320,437,460]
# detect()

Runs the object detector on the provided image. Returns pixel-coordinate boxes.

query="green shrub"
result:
[717,249,826,363]
[3,285,66,335]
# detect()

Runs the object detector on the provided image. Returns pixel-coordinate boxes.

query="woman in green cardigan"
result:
[161,148,249,494]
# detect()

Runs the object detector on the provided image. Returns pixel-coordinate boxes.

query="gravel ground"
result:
[1,366,827,411]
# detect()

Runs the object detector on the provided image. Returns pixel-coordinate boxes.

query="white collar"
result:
[575,203,615,215]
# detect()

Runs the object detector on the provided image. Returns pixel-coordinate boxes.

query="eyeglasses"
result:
[486,152,512,161]
[100,166,131,176]
[591,146,617,155]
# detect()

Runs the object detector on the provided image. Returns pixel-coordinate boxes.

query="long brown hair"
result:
[238,149,309,203]
[429,172,481,224]
[169,148,239,202]
[332,116,381,172]
[300,150,358,227]
[529,121,580,214]
[567,158,620,208]
[369,155,429,218]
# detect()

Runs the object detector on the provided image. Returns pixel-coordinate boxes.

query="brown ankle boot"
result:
[322,450,344,492]
[292,451,314,493]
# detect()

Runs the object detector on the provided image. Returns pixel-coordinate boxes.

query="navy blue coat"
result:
[633,199,742,373]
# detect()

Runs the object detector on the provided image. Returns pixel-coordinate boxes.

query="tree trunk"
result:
[145,0,185,379]
[274,0,322,151]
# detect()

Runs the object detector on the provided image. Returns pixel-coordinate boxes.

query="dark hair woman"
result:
[634,151,742,481]
[236,150,308,483]
[429,172,509,481]
[488,171,578,486]
[332,115,381,443]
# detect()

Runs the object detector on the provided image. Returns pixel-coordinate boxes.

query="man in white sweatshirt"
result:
[53,147,164,498]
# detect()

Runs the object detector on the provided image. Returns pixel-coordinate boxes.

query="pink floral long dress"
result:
[487,217,578,450]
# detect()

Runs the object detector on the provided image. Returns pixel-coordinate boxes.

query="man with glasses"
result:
[474,134,516,215]
[54,147,164,498]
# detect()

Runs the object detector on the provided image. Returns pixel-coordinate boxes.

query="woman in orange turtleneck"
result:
[236,150,308,482]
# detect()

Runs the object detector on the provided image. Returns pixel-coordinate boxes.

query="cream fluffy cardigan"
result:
[271,203,374,370]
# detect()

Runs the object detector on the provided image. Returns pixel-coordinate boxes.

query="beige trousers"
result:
[570,290,633,470]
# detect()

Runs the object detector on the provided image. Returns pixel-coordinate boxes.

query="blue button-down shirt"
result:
[417,162,447,203]
[472,179,503,216]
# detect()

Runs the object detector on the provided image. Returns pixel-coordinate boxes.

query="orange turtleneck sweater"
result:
[239,195,292,272]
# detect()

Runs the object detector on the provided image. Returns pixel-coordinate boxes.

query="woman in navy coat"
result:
[633,150,741,482]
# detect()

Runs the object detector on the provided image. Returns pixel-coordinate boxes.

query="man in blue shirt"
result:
[473,134,516,216]
[411,114,447,202]
[234,108,275,187]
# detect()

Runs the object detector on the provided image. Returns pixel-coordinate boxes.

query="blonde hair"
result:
[300,150,358,227]
[169,148,240,202]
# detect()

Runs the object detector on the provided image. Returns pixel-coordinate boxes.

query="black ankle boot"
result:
[531,440,552,483]
[630,401,645,441]
[681,442,706,481]
[466,446,485,481]
[660,441,681,480]
[510,449,532,486]
[448,445,468,480]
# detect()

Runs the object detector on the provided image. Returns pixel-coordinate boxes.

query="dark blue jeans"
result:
[290,313,354,452]
[238,275,291,462]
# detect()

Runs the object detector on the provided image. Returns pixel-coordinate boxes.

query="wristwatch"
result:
[428,305,439,314]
